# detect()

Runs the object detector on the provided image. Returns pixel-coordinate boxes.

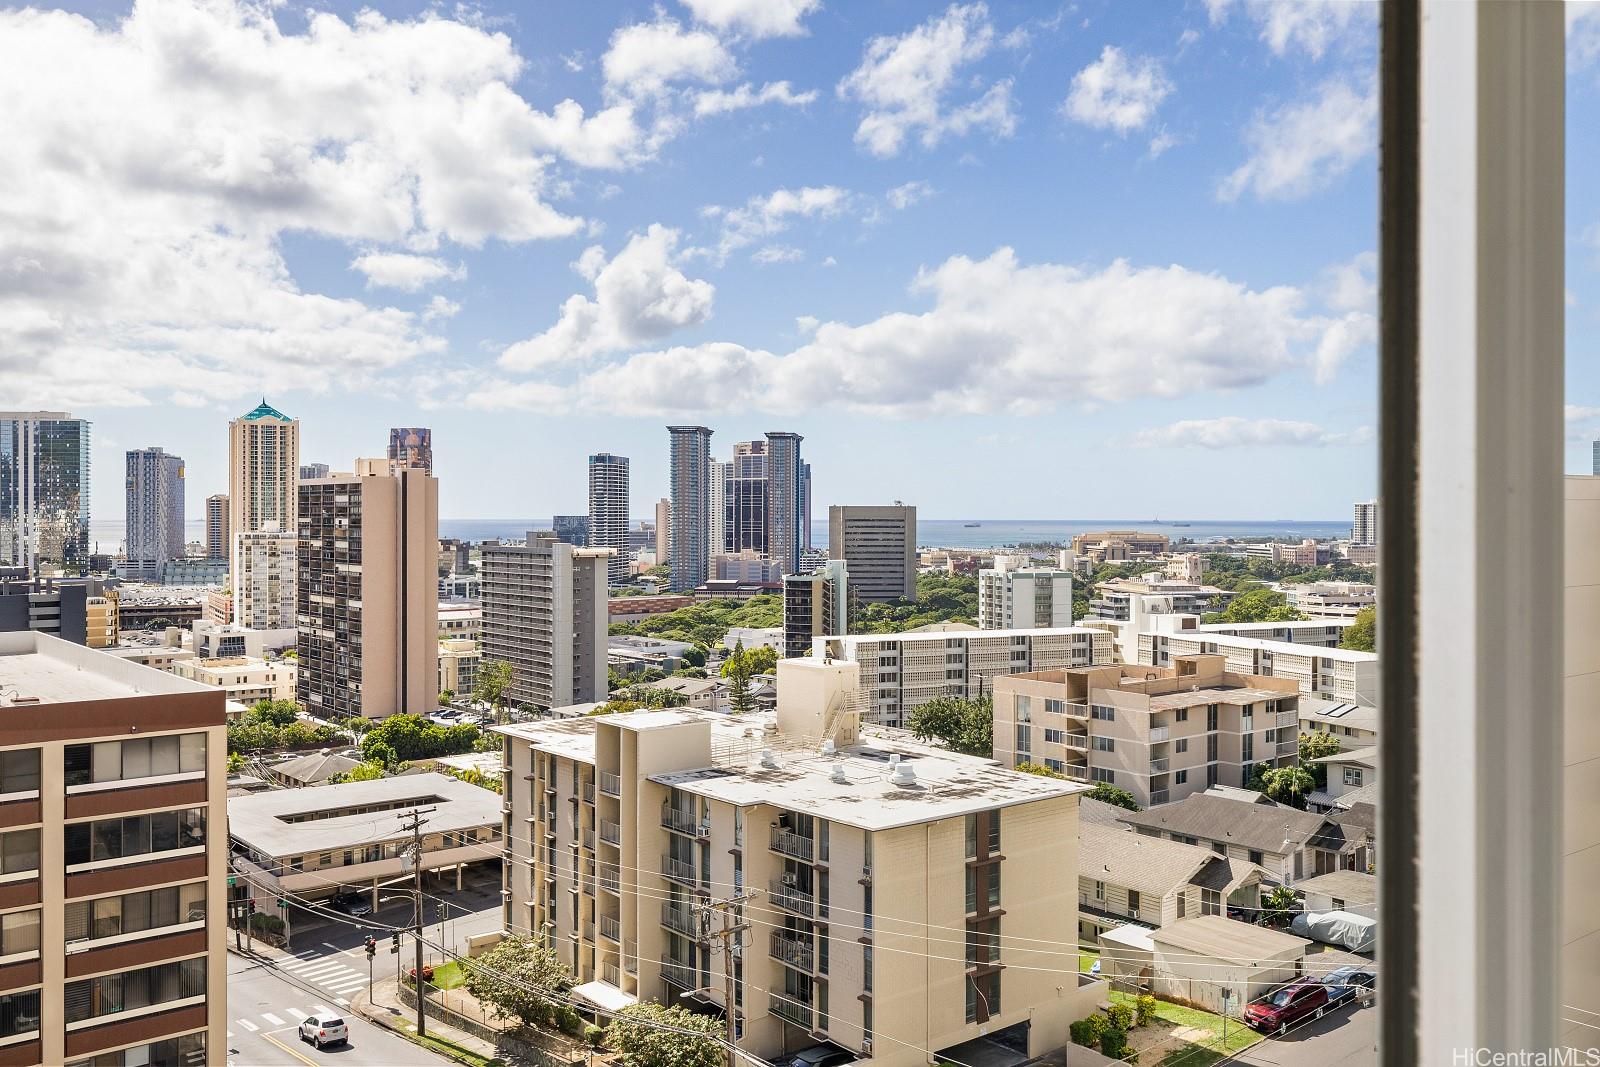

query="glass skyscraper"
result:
[0,411,91,573]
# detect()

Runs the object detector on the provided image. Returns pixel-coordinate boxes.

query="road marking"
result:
[236,1019,259,1032]
[321,941,342,952]
[292,962,349,978]
[285,1006,306,1021]
[335,997,349,1006]
[262,1031,319,1067]
[261,1012,286,1026]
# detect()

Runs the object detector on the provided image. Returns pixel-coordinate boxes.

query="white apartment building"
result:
[231,524,296,630]
[815,627,1115,728]
[481,532,610,709]
[1283,581,1377,620]
[439,600,482,643]
[493,658,1103,1067]
[170,655,296,705]
[1137,630,1379,707]
[1351,499,1379,546]
[977,559,1073,630]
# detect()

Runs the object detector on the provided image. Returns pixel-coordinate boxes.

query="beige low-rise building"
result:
[492,657,1104,1067]
[1136,630,1378,707]
[170,655,296,705]
[994,654,1301,807]
[439,638,481,700]
[1297,697,1378,747]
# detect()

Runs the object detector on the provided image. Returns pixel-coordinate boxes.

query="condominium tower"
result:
[227,401,299,551]
[827,504,916,603]
[204,494,229,560]
[708,458,728,558]
[124,447,185,581]
[480,532,610,709]
[296,460,438,719]
[232,525,297,630]
[1352,499,1380,546]
[978,557,1074,629]
[765,431,804,577]
[654,498,670,563]
[298,463,329,481]
[588,454,630,586]
[725,439,767,556]
[0,412,91,573]
[782,559,847,658]
[667,426,713,592]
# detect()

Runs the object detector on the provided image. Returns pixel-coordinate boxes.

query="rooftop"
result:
[825,625,1103,646]
[240,399,293,421]
[1294,869,1378,904]
[1118,791,1366,855]
[1311,746,1378,768]
[227,772,502,856]
[0,632,211,705]
[1082,822,1244,899]
[1149,914,1310,965]
[1299,697,1380,734]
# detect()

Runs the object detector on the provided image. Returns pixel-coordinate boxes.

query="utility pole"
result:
[699,890,755,1067]
[399,806,436,1038]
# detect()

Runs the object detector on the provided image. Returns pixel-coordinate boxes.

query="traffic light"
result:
[365,936,377,960]
[391,932,401,954]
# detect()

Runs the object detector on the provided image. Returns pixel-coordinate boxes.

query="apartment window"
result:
[1015,725,1031,754]
[0,751,39,795]
[1091,705,1115,721]
[1127,890,1140,915]
[1344,767,1365,787]
[1044,758,1064,773]
[1175,738,1188,753]
[65,1032,206,1067]
[1043,729,1064,744]
[964,864,1000,912]
[0,830,38,876]
[1202,889,1222,916]
[1175,769,1188,785]
[64,808,206,866]
[1242,734,1255,762]
[1207,735,1219,762]
[0,911,39,958]
[1175,709,1188,722]
[863,945,873,992]
[64,734,206,787]
[1014,695,1031,720]
[1093,737,1115,752]
[966,970,1000,1024]
[1206,706,1219,731]
[1090,768,1116,784]
[64,956,206,1024]
[1249,850,1264,865]
[1044,698,1066,715]
[0,989,38,1040]
[1206,764,1219,787]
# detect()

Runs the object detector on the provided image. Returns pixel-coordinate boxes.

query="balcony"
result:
[599,865,620,894]
[661,903,698,937]
[602,963,621,986]
[769,878,814,917]
[662,856,701,888]
[1060,733,1088,750]
[1149,726,1171,742]
[770,828,815,862]
[599,772,622,797]
[1150,790,1170,805]
[600,820,622,846]
[583,782,596,804]
[770,932,814,973]
[770,993,812,1030]
[600,915,621,943]
[1149,757,1170,773]
[661,957,697,990]
[583,829,596,850]
[624,942,638,974]
[662,805,708,838]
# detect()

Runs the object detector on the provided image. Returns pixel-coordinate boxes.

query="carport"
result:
[936,1021,1031,1067]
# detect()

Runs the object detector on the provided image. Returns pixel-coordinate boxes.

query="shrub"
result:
[1135,994,1157,1027]
[1106,1000,1134,1031]
[584,1024,605,1048]
[556,1006,584,1036]
[1069,1015,1106,1047]
[1099,1026,1128,1060]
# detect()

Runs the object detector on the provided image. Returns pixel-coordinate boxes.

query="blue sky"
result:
[7,0,1590,523]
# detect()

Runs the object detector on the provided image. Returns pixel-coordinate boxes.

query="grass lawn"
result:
[1108,991,1262,1063]
[428,960,467,990]
[1079,949,1100,973]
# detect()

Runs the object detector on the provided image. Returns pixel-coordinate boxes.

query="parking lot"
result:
[1234,1000,1375,1067]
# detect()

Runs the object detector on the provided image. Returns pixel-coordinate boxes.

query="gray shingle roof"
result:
[1293,869,1377,904]
[1118,792,1367,856]
[1080,823,1212,898]
[270,751,360,785]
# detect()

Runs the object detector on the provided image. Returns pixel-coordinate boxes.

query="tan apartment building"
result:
[296,460,439,719]
[1068,531,1171,561]
[816,626,1115,728]
[204,494,228,561]
[492,657,1103,1067]
[1136,630,1379,707]
[84,591,117,649]
[0,632,227,1067]
[827,505,916,604]
[170,655,296,706]
[227,400,298,552]
[439,639,481,700]
[993,654,1301,807]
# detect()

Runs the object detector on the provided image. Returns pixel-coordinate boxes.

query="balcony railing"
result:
[583,829,596,850]
[661,958,697,990]
[602,963,621,986]
[769,879,814,917]
[1149,757,1170,773]
[662,806,708,838]
[600,820,622,846]
[599,865,620,894]
[662,856,701,888]
[1060,765,1090,782]
[770,828,815,862]
[1150,790,1170,805]
[624,942,637,974]
[1060,733,1088,750]
[769,994,812,1029]
[769,932,814,973]
[600,915,622,943]
[1149,726,1171,742]
[583,782,596,803]
[661,903,699,937]
[599,772,622,797]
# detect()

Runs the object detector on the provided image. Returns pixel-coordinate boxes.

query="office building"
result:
[978,558,1074,629]
[1068,531,1171,562]
[297,460,438,719]
[993,654,1302,806]
[438,537,471,576]
[124,447,185,582]
[0,411,91,573]
[827,504,916,604]
[171,654,296,705]
[232,525,296,630]
[765,431,804,577]
[492,657,1102,1067]
[0,575,92,643]
[782,559,847,658]
[588,453,630,587]
[1351,500,1380,546]
[387,427,433,474]
[0,631,228,1066]
[817,626,1115,728]
[481,531,610,710]
[712,551,783,584]
[1137,630,1379,707]
[553,515,590,547]
[1284,581,1377,620]
[667,426,713,592]
[227,401,299,555]
[158,559,227,586]
[298,462,329,481]
[204,494,229,560]
[654,498,670,563]
[723,439,766,557]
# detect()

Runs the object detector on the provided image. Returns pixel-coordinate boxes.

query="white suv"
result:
[298,1012,349,1050]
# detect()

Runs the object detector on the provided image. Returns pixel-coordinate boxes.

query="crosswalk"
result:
[228,1001,336,1037]
[270,947,375,1006]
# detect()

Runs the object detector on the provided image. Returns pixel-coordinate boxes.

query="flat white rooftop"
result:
[820,625,1103,646]
[0,631,211,705]
[1148,630,1378,662]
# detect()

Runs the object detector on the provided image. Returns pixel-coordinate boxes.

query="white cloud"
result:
[499,225,714,371]
[1219,78,1376,202]
[350,253,466,292]
[752,245,805,264]
[1063,46,1172,134]
[680,0,820,39]
[1322,251,1376,314]
[702,185,851,262]
[470,249,1368,416]
[887,180,934,209]
[693,81,818,117]
[1205,0,1374,61]
[1147,127,1179,158]
[1130,417,1373,449]
[1574,2,1600,71]
[423,295,462,322]
[602,16,736,99]
[837,3,1017,158]
[1568,404,1600,423]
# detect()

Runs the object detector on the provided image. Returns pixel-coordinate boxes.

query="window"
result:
[62,883,206,945]
[1091,705,1115,721]
[1175,769,1188,785]
[1044,698,1066,715]
[64,956,206,1024]
[0,751,39,795]
[1175,709,1188,722]
[1092,736,1115,752]
[965,971,1000,1024]
[964,864,1000,912]
[0,830,38,876]
[1014,695,1031,720]
[64,734,206,787]
[1175,738,1188,753]
[1242,734,1255,762]
[1015,724,1031,753]
[1043,758,1064,773]
[1202,889,1222,916]
[1206,706,1219,731]
[0,911,38,957]
[1090,767,1116,784]
[1043,728,1063,744]
[1344,767,1365,787]
[64,808,206,866]
[1127,890,1140,914]
[0,989,38,1039]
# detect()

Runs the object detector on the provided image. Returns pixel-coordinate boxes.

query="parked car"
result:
[1244,979,1330,1035]
[329,892,372,917]
[1320,965,1377,1007]
[785,1045,856,1067]
[298,1012,348,1049]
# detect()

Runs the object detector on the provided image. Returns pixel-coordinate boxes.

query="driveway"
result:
[1232,1001,1375,1067]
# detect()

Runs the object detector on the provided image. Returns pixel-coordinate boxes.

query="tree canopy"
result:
[461,937,572,1029]
[360,713,479,763]
[1084,782,1142,811]
[609,596,782,646]
[473,660,515,718]
[1248,763,1317,809]
[1341,605,1376,651]
[1201,587,1306,624]
[226,700,342,755]
[719,642,776,678]
[851,573,980,633]
[907,695,993,757]
[609,1003,726,1067]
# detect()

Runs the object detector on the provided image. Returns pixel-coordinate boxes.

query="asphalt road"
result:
[1233,1000,1376,1067]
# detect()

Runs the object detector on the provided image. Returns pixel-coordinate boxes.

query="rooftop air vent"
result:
[830,765,849,785]
[891,763,917,787]
[759,749,780,770]
[821,739,836,757]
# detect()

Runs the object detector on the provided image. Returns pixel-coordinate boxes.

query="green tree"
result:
[609,1003,726,1067]
[1254,764,1317,809]
[906,695,994,757]
[1014,761,1065,779]
[438,689,454,706]
[461,937,573,1029]
[226,752,246,773]
[340,716,370,745]
[718,642,777,679]
[473,659,516,723]
[850,573,982,634]
[1341,605,1376,651]
[1260,884,1302,927]
[1202,588,1307,624]
[680,645,707,668]
[1084,782,1142,811]
[725,639,756,715]
[347,760,385,782]
[249,699,302,727]
[360,713,479,763]
[1298,730,1342,789]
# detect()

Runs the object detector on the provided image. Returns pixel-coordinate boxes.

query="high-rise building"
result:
[782,559,847,658]
[204,494,229,560]
[1352,499,1380,546]
[0,411,91,573]
[387,427,433,474]
[228,400,299,551]
[708,458,728,556]
[765,431,804,577]
[978,557,1075,629]
[1594,440,1600,476]
[124,447,185,581]
[0,630,228,1067]
[480,531,610,709]
[296,460,438,719]
[827,503,916,604]
[588,453,630,586]
[654,498,671,563]
[667,426,713,592]
[727,440,767,555]
[298,463,329,481]
[552,515,590,547]
[800,461,813,552]
[233,524,297,630]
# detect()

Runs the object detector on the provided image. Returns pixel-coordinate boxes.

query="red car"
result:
[1244,979,1330,1035]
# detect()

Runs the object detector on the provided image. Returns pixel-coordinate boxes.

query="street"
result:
[1232,1001,1376,1067]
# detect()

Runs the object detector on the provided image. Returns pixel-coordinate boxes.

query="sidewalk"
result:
[352,973,516,1066]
